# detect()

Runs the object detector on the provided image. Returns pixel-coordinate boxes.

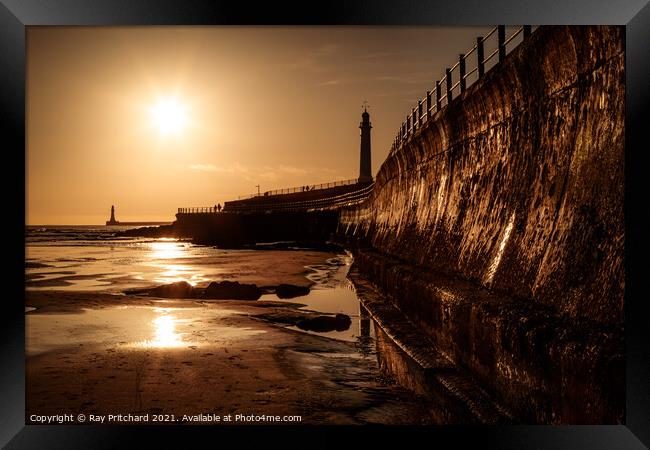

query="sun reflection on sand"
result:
[149,241,185,260]
[148,241,210,286]
[27,302,273,355]
[139,308,186,348]
[151,264,210,286]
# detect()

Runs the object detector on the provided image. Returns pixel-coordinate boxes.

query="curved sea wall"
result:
[339,26,624,423]
[341,26,623,325]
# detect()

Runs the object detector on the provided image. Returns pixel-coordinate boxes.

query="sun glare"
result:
[149,97,189,136]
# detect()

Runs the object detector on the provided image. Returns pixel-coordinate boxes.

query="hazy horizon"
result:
[27,26,495,225]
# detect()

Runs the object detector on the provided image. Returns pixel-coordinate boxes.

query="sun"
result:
[149,97,189,136]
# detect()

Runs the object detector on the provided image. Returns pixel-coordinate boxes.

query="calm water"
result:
[26,225,369,342]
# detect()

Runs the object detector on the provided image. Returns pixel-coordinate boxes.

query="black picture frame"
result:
[2,0,649,448]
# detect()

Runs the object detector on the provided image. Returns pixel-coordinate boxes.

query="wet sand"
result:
[26,291,435,425]
[26,243,342,292]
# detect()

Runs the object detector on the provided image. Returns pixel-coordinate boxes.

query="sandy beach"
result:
[26,242,341,291]
[26,241,435,425]
[26,292,435,425]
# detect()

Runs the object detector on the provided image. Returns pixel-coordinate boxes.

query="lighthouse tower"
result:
[106,205,119,226]
[358,107,373,183]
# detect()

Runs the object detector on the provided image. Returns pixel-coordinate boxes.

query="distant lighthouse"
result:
[106,205,119,226]
[358,107,373,183]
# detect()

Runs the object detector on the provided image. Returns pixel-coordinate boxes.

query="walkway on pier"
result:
[178,181,374,215]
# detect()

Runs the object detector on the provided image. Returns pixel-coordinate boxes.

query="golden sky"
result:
[27,26,493,225]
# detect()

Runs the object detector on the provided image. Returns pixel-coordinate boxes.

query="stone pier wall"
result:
[338,26,624,423]
[340,26,624,326]
[174,210,339,246]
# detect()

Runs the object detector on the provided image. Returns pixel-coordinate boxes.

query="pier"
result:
[169,25,623,423]
[105,205,172,227]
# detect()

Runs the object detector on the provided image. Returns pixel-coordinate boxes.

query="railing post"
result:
[498,25,506,62]
[459,54,466,92]
[477,36,484,78]
[446,68,452,103]
[406,116,411,136]
[523,25,531,39]
[435,80,441,111]
[426,90,431,118]
[417,100,423,127]
[412,108,417,131]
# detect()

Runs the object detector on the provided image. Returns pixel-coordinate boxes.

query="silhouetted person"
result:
[214,204,217,213]
[217,203,222,212]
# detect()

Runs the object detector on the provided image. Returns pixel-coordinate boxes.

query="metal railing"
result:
[391,25,535,154]
[236,178,361,200]
[225,182,375,213]
[177,206,220,214]
[177,181,374,215]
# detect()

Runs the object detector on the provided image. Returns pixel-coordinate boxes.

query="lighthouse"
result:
[358,107,373,183]
[106,205,119,226]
